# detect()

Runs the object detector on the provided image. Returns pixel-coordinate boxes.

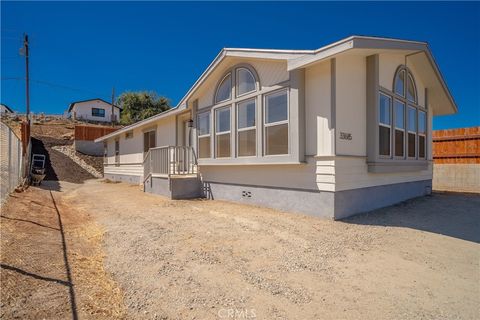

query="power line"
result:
[1,76,108,97]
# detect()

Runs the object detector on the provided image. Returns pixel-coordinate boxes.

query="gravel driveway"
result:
[61,180,480,320]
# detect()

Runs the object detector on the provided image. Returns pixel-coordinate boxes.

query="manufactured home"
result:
[95,36,457,219]
[69,98,121,123]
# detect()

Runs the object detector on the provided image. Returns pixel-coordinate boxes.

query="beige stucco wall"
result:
[335,54,367,157]
[104,116,177,179]
[305,60,333,156]
[72,100,120,123]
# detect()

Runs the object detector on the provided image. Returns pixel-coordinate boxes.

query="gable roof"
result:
[68,98,122,112]
[0,103,14,113]
[95,35,457,142]
[173,35,456,115]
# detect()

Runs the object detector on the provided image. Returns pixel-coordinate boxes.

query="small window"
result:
[143,130,156,153]
[379,93,391,156]
[394,100,405,157]
[236,68,256,96]
[215,73,232,103]
[125,131,133,139]
[197,112,211,159]
[92,108,105,117]
[237,99,256,157]
[394,69,405,97]
[215,107,231,158]
[407,74,417,103]
[265,90,288,155]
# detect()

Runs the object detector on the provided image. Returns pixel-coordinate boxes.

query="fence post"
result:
[8,129,12,191]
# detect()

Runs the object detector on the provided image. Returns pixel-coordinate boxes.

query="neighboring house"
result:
[68,98,121,123]
[0,104,14,115]
[95,36,457,219]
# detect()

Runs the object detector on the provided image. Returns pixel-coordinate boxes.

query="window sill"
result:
[198,156,305,166]
[367,160,429,173]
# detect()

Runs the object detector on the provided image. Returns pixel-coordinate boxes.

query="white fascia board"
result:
[94,106,184,143]
[175,48,308,109]
[288,35,457,114]
[287,38,355,71]
[288,36,429,71]
[422,47,458,114]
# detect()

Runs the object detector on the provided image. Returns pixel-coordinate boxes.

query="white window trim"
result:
[263,89,290,157]
[236,98,257,158]
[215,106,232,159]
[393,99,406,159]
[407,105,417,159]
[418,110,427,159]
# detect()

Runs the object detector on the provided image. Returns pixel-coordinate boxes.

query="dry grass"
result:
[68,219,127,319]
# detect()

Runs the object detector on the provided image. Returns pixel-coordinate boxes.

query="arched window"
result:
[377,65,426,160]
[393,67,417,103]
[407,73,417,103]
[199,64,290,162]
[236,67,256,96]
[394,69,405,96]
[215,73,232,103]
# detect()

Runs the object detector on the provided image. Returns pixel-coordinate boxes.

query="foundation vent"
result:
[242,191,252,198]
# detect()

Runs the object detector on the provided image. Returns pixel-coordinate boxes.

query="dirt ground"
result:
[2,179,477,319]
[0,182,126,319]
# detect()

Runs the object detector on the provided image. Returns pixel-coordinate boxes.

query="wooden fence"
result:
[74,125,119,141]
[432,127,480,164]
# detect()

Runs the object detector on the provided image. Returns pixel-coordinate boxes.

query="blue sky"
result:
[1,1,479,129]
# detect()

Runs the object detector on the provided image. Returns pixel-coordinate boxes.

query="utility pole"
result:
[24,34,30,124]
[111,87,115,127]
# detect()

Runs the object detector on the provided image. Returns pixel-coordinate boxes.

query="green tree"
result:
[117,91,170,125]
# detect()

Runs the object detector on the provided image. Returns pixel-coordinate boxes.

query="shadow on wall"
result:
[342,192,480,244]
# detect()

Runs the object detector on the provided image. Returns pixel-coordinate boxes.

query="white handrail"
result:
[143,146,197,181]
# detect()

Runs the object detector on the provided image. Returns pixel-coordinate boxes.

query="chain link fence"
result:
[1,122,29,205]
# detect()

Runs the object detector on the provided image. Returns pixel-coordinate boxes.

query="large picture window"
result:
[265,90,288,155]
[237,99,256,157]
[198,64,292,163]
[215,107,231,158]
[197,112,211,159]
[378,65,427,161]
